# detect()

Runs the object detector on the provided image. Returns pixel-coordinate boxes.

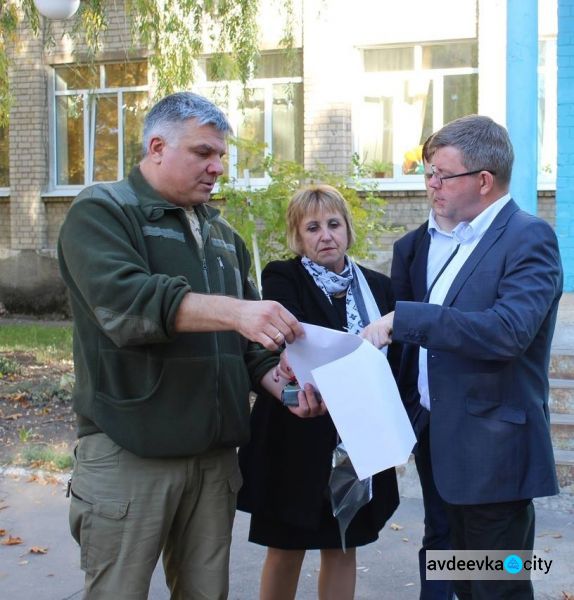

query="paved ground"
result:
[0,470,572,600]
[2,295,574,599]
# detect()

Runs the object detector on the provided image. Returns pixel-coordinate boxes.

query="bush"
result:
[215,149,390,285]
[0,354,20,378]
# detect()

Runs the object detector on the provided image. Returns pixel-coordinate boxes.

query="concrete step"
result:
[550,413,574,451]
[549,352,574,379]
[554,449,574,489]
[549,378,574,414]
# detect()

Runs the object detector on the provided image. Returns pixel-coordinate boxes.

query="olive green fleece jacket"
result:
[58,166,277,458]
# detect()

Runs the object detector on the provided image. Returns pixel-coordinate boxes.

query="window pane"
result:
[443,73,478,123]
[206,50,303,81]
[56,95,84,185]
[55,65,99,91]
[272,83,303,164]
[105,62,148,88]
[363,48,413,72]
[361,96,393,170]
[0,125,8,186]
[538,39,557,176]
[206,55,238,81]
[237,89,265,178]
[401,79,433,174]
[256,51,303,78]
[422,42,478,69]
[92,94,118,182]
[123,92,149,174]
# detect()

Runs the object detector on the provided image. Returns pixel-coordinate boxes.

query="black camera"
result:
[280,382,301,406]
[280,382,322,407]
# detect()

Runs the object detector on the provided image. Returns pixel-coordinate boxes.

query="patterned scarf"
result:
[301,256,374,334]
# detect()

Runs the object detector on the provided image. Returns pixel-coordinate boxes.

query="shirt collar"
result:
[459,193,512,244]
[427,193,511,245]
[427,210,455,239]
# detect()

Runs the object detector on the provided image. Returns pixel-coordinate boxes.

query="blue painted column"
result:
[507,0,538,215]
[557,0,574,291]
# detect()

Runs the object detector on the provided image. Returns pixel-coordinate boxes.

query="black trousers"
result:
[414,422,455,599]
[444,499,535,600]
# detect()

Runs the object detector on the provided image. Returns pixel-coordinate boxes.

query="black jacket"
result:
[238,257,400,531]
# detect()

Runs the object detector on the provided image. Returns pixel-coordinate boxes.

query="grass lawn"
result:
[0,323,73,363]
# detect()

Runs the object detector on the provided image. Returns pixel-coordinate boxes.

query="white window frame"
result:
[49,63,148,194]
[354,42,479,191]
[195,60,303,188]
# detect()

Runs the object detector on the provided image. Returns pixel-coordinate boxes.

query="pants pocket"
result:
[69,488,130,574]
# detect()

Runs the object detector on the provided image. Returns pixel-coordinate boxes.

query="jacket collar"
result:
[442,198,520,306]
[128,166,221,223]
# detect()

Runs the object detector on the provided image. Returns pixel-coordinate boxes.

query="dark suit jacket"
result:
[391,200,561,505]
[237,257,399,532]
[391,221,431,436]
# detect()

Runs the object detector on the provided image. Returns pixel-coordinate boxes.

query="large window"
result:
[0,124,8,187]
[196,50,304,182]
[53,62,149,187]
[357,41,478,180]
[539,38,557,182]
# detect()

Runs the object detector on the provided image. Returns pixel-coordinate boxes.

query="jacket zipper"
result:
[198,213,222,442]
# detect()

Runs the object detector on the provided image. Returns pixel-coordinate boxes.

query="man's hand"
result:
[174,293,304,351]
[360,311,395,348]
[233,300,304,351]
[288,383,327,418]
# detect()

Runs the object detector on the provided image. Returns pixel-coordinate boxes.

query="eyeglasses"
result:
[427,165,496,186]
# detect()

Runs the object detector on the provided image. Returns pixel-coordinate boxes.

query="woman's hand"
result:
[288,383,327,418]
[360,311,394,348]
[271,350,295,382]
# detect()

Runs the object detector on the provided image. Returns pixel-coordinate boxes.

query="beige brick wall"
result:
[0,198,10,248]
[539,191,556,227]
[45,198,72,249]
[302,0,354,175]
[8,20,48,250]
[4,4,144,253]
[0,1,560,257]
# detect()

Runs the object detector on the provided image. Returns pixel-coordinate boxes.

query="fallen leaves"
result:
[2,413,23,421]
[0,530,49,555]
[2,535,23,546]
[538,530,564,539]
[26,473,60,486]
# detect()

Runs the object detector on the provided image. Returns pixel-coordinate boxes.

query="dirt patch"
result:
[0,351,76,468]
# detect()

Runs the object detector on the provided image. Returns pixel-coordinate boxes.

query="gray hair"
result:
[428,115,514,186]
[142,92,232,154]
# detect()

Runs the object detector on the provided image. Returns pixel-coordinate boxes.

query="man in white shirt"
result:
[389,135,457,600]
[365,115,562,600]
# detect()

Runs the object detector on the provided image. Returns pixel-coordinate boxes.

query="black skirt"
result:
[237,393,399,550]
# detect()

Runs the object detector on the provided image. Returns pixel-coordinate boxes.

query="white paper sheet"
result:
[287,323,416,480]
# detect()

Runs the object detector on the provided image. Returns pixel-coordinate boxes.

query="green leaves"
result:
[0,0,273,123]
[216,143,390,281]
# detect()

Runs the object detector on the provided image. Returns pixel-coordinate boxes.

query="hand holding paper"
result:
[286,322,416,480]
[360,311,395,348]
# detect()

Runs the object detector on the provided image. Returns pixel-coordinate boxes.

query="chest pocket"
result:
[210,237,244,298]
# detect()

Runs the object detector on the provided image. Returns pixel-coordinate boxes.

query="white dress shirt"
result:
[417,194,512,410]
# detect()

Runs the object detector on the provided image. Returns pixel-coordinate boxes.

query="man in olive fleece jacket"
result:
[58,92,324,600]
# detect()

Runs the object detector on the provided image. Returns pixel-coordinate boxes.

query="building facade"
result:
[0,0,564,313]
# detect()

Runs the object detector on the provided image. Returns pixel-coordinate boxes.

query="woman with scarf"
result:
[238,184,400,600]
